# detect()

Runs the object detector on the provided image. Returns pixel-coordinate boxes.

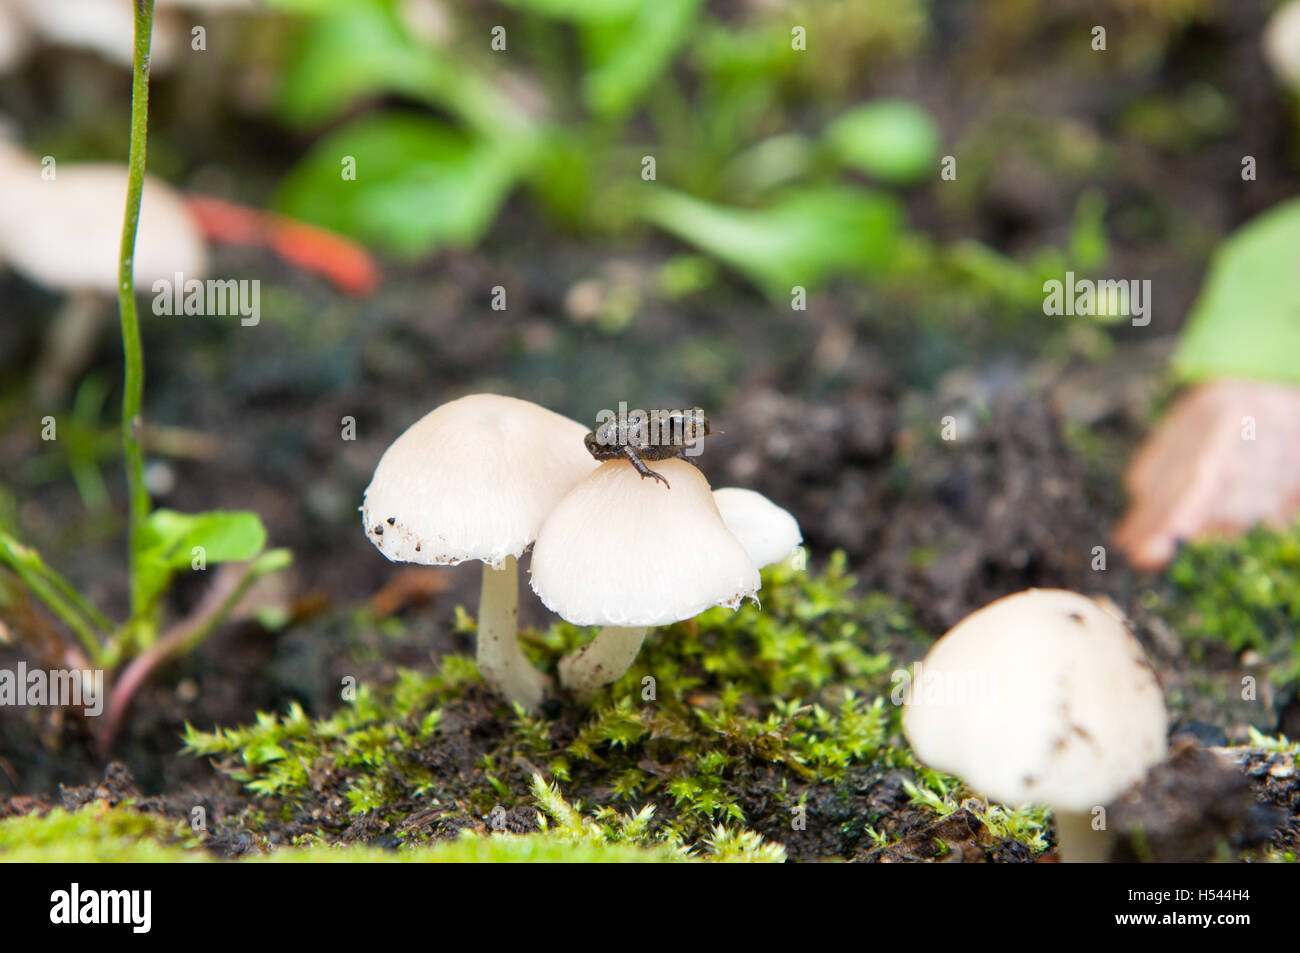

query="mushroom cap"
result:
[903,588,1167,812]
[0,162,207,292]
[1264,0,1300,90]
[362,393,598,569]
[712,487,802,569]
[11,0,181,70]
[530,458,761,627]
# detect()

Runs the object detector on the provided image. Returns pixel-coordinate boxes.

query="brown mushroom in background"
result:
[1113,379,1300,571]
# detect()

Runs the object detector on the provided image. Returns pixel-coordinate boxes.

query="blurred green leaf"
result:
[1174,197,1300,385]
[133,509,268,614]
[692,21,796,82]
[275,113,517,256]
[725,133,814,196]
[276,0,533,144]
[580,0,701,117]
[825,99,940,186]
[1068,188,1109,272]
[640,186,904,297]
[277,1,436,127]
[501,0,645,21]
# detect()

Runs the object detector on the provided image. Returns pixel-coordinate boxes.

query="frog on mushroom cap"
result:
[362,393,598,712]
[583,407,720,488]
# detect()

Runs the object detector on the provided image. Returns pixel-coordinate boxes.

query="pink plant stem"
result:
[97,564,245,754]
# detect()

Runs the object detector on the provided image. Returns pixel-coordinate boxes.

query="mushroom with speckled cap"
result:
[530,457,761,697]
[903,588,1168,862]
[362,394,598,712]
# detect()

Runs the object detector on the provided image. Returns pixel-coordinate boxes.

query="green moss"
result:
[0,804,200,863]
[0,802,690,863]
[901,778,1050,852]
[180,553,1060,859]
[182,554,944,858]
[1246,727,1299,758]
[258,837,682,863]
[1146,523,1300,682]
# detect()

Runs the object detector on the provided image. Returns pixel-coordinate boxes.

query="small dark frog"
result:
[584,408,719,489]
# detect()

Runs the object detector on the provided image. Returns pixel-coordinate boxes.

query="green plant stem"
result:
[0,532,114,634]
[0,535,108,662]
[119,0,156,617]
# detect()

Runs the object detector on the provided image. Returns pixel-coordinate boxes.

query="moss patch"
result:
[0,803,200,863]
[1145,522,1300,683]
[178,554,1053,861]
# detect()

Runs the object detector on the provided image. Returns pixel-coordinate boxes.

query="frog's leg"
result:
[621,447,671,488]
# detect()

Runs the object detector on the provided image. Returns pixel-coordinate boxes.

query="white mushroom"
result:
[530,457,761,697]
[0,155,206,290]
[3,0,252,74]
[362,394,598,712]
[1264,0,1300,91]
[903,588,1168,862]
[712,487,802,568]
[9,0,182,70]
[0,145,208,402]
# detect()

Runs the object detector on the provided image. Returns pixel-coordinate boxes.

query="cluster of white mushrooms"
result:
[361,394,803,712]
[364,397,1176,862]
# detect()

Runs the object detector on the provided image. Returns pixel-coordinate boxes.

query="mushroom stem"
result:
[1053,810,1113,863]
[475,556,550,713]
[558,625,650,696]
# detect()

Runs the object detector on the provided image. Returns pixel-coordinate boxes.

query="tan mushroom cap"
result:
[0,159,207,291]
[362,394,598,569]
[903,588,1167,812]
[712,487,802,569]
[529,458,761,627]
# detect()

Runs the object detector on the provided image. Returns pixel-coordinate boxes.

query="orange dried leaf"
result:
[1114,379,1300,570]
